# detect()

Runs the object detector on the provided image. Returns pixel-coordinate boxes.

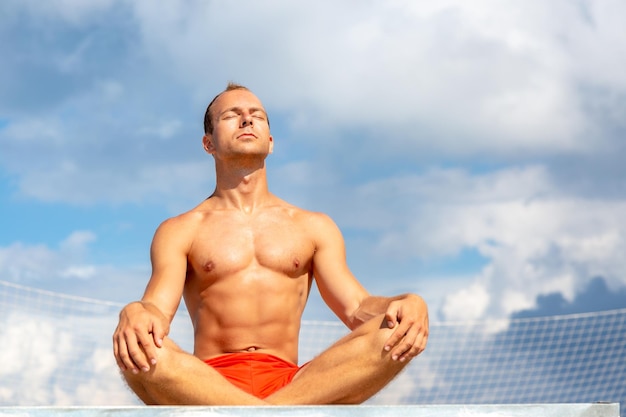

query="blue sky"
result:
[1,0,626,323]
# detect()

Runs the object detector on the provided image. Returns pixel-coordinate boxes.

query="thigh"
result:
[267,315,406,404]
[125,338,268,405]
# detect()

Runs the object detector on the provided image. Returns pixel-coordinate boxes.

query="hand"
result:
[383,294,429,362]
[112,301,169,374]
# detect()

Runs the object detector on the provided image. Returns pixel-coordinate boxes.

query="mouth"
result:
[237,133,257,139]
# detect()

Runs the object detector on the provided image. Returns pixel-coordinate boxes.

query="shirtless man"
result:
[112,83,429,405]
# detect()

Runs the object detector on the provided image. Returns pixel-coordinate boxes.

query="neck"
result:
[211,160,271,212]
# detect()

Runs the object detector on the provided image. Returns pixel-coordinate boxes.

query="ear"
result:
[268,134,274,154]
[202,134,215,154]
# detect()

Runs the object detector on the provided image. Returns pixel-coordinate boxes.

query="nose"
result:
[241,114,253,127]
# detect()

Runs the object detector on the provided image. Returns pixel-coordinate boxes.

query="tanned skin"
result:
[112,85,429,405]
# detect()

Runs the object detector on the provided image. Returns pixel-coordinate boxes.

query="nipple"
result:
[203,260,215,272]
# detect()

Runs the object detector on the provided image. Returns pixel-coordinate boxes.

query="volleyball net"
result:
[0,279,624,414]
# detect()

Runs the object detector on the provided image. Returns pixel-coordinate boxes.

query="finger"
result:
[393,320,429,361]
[389,320,423,360]
[382,305,402,350]
[384,319,411,354]
[151,320,166,348]
[133,331,156,370]
[384,309,397,329]
[113,325,136,372]
[112,332,126,371]
[143,337,159,367]
[397,332,426,362]
[121,329,151,373]
[390,331,415,360]
[117,334,140,373]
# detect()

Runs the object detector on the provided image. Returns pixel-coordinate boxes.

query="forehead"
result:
[212,89,265,115]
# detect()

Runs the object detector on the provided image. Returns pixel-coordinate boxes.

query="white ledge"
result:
[0,403,620,417]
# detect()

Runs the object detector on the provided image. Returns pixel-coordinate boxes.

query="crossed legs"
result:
[122,314,412,405]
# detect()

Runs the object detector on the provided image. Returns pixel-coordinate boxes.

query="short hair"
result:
[203,82,251,134]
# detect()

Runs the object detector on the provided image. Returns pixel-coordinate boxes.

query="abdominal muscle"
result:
[183,272,309,364]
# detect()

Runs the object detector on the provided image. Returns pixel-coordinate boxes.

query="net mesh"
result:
[1,279,624,413]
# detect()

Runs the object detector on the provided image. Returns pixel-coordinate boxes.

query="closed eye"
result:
[251,111,267,120]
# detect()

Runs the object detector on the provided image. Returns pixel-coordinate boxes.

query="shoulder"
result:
[158,209,204,233]
[273,198,336,228]
[152,202,212,244]
[283,205,343,247]
[303,210,337,229]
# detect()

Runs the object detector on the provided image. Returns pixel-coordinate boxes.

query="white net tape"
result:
[1,280,624,413]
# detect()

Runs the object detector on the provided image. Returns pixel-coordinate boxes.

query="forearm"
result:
[138,299,167,315]
[140,283,181,324]
[349,294,412,329]
[122,299,173,330]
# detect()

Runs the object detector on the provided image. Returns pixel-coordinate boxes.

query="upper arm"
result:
[309,212,369,328]
[141,215,194,322]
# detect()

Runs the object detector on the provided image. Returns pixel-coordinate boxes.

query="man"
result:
[113,82,429,405]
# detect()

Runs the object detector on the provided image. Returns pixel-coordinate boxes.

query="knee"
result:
[354,315,416,379]
[352,314,396,357]
[122,337,181,384]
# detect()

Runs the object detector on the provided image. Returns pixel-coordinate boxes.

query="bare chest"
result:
[188,213,315,280]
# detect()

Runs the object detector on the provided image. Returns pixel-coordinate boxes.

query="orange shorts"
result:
[204,352,303,399]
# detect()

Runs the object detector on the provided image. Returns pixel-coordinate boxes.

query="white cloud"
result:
[0,310,135,405]
[2,0,625,205]
[440,281,490,324]
[0,231,94,283]
[448,197,626,320]
[3,0,624,405]
[1,0,625,322]
[325,165,626,321]
[73,347,140,406]
[59,230,96,252]
[0,232,148,301]
[0,242,58,283]
[124,0,625,156]
[59,265,97,280]
[0,312,71,404]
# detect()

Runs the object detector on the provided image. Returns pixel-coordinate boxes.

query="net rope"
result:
[1,279,624,413]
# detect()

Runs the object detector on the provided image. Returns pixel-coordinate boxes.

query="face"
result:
[203,89,273,159]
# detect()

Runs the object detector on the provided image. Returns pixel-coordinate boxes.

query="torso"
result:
[181,196,316,364]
